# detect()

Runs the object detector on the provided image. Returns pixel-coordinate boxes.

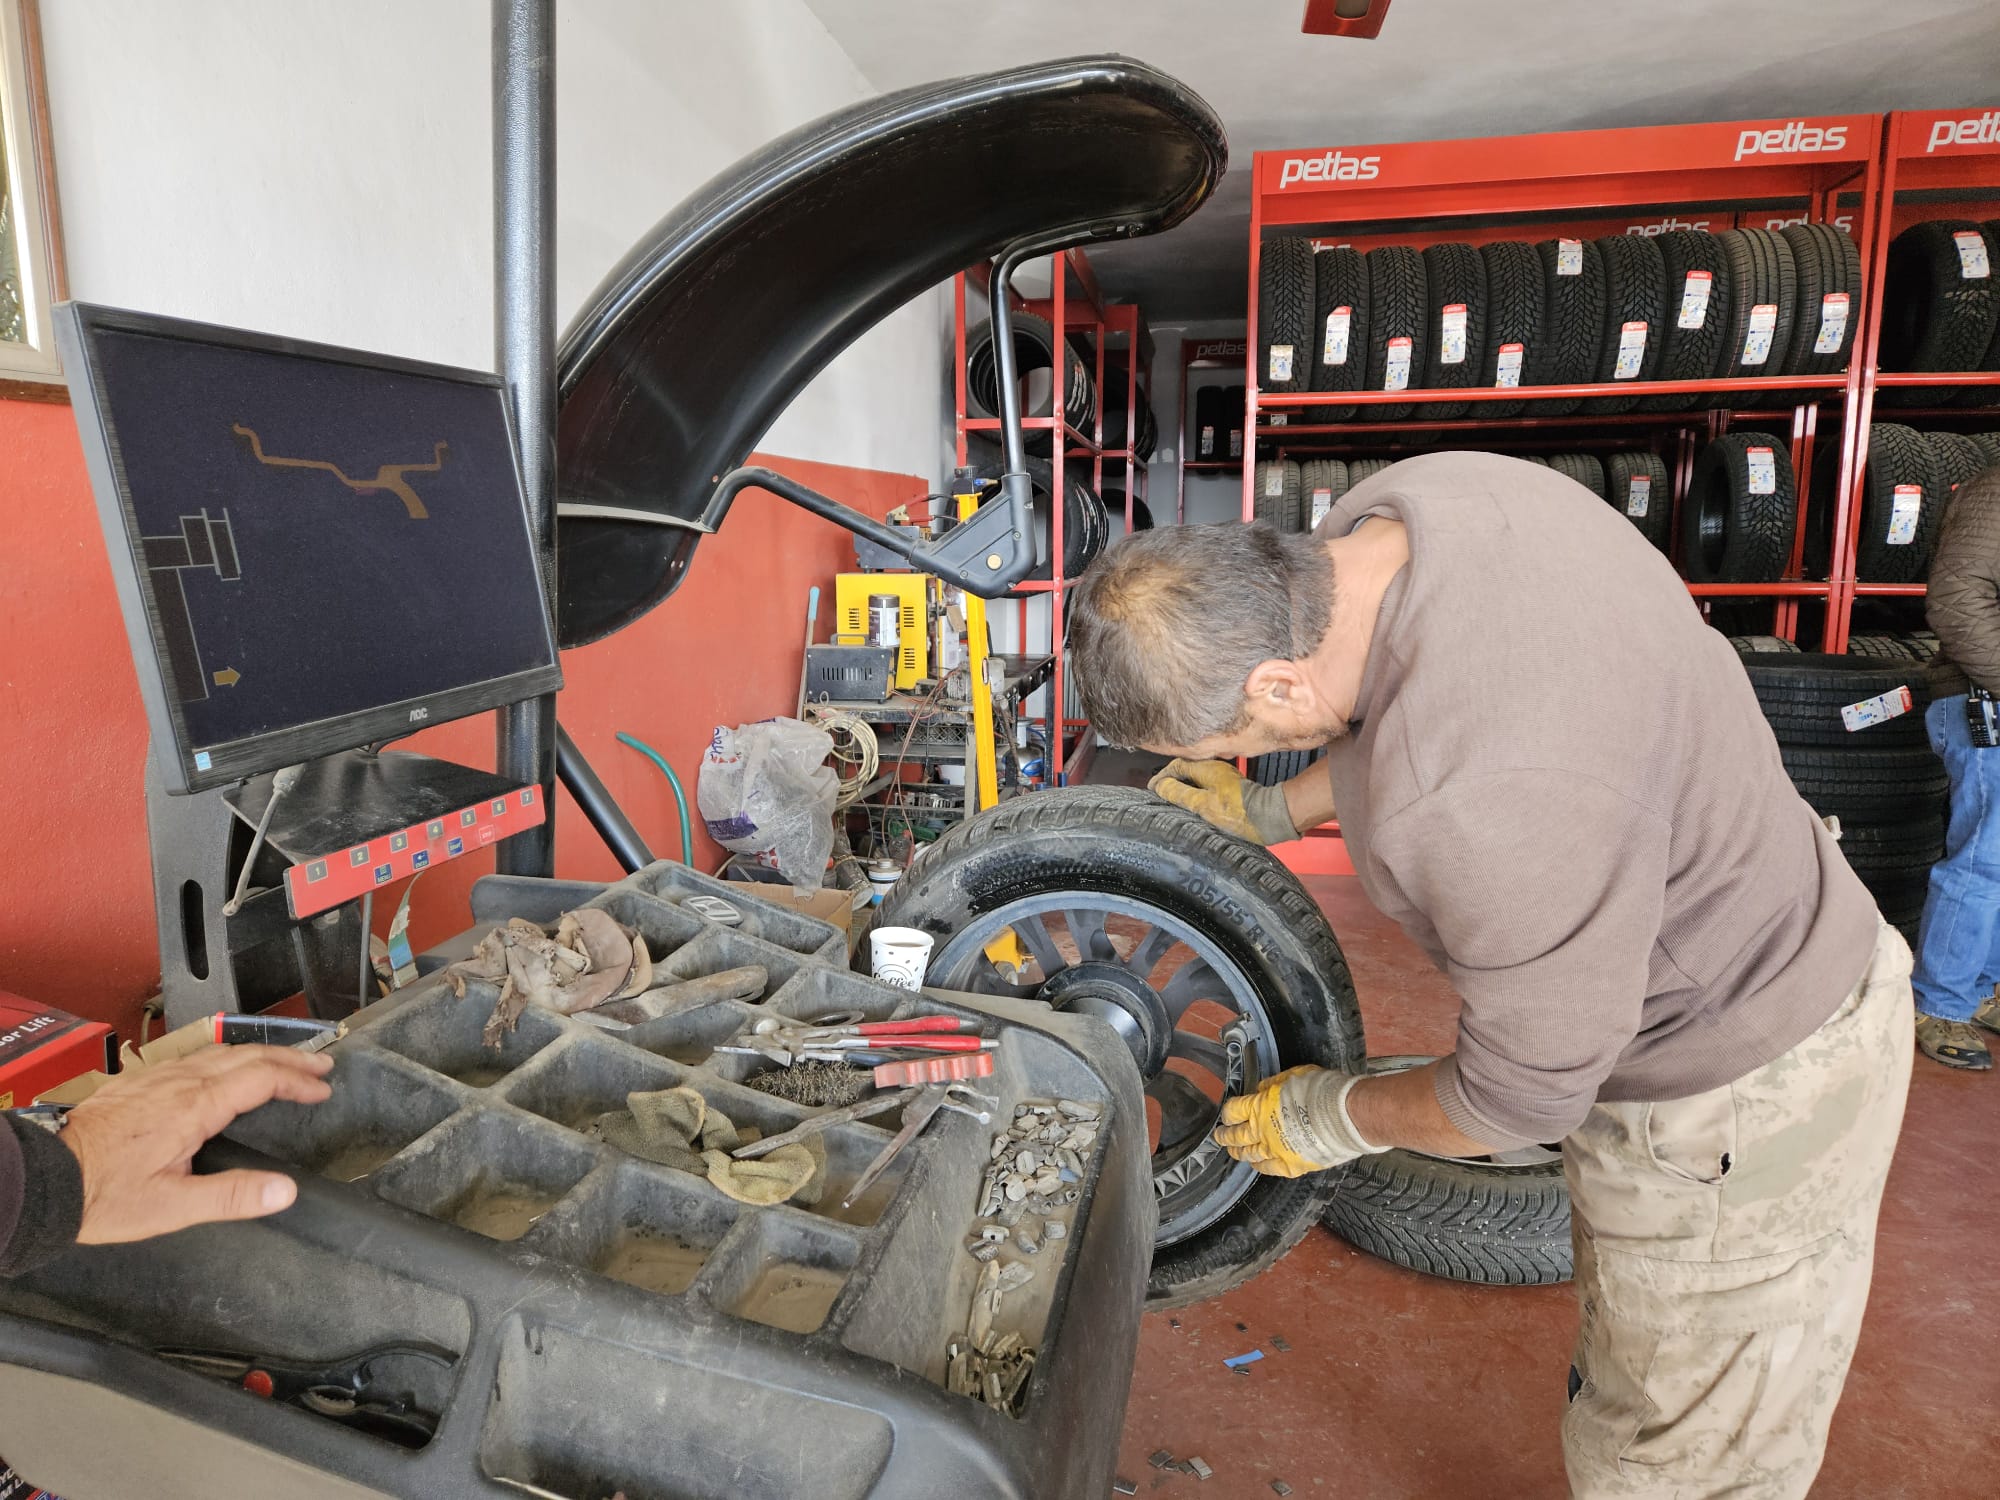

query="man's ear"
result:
[1243,657,1310,712]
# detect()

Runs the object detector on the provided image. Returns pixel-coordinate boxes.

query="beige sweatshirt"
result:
[1322,452,1878,1146]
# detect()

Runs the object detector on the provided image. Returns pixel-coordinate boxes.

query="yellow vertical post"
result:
[956,485,1001,814]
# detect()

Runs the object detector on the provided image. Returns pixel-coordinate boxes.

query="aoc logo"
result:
[1734,121,1848,161]
[1928,111,2000,152]
[1278,150,1382,188]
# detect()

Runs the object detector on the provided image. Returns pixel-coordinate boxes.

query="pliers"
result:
[154,1340,456,1446]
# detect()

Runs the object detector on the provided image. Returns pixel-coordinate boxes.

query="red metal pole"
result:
[1828,118,1892,653]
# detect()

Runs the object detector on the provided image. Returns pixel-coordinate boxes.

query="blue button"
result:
[194,751,212,771]
[412,850,431,869]
[447,836,464,856]
[373,863,393,885]
[349,847,370,867]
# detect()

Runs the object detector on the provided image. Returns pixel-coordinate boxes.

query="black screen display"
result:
[81,323,557,777]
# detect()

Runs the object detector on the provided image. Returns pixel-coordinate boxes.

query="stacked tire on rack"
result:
[1808,425,2000,584]
[1878,220,2000,403]
[1255,224,1862,418]
[965,313,1096,446]
[1190,383,1248,463]
[1737,651,1945,944]
[1251,457,1353,533]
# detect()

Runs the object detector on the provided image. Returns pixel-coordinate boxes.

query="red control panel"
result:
[283,785,545,918]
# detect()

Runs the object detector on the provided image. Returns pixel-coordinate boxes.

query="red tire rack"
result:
[1841,108,2000,630]
[951,250,1153,784]
[1244,113,1887,653]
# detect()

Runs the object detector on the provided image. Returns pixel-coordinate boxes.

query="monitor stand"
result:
[147,745,544,1029]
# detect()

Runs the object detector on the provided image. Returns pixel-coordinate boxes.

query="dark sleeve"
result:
[1371,771,1670,1146]
[0,1115,84,1278]
[1928,469,2000,696]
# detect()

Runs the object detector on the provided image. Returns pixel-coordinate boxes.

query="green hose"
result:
[616,731,693,866]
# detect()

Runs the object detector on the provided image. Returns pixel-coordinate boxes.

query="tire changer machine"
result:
[0,37,1227,1500]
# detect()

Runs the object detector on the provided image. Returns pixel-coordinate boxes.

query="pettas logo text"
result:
[1928,111,2000,153]
[1734,121,1848,161]
[1278,150,1382,188]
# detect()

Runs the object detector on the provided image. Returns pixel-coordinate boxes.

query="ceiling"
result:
[802,0,2000,322]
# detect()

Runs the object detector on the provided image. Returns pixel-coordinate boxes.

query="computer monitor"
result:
[58,304,563,794]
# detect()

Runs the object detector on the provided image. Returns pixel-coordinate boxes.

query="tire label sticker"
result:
[1677,270,1713,329]
[1200,424,1215,455]
[1268,412,1289,426]
[1494,342,1525,387]
[1229,428,1243,459]
[1841,684,1914,733]
[1324,306,1352,366]
[1626,474,1652,518]
[1269,343,1295,383]
[1556,239,1584,276]
[1813,292,1850,354]
[1954,229,1991,280]
[1311,487,1334,527]
[1384,336,1412,391]
[1746,445,1778,494]
[1614,320,1649,379]
[1439,303,1469,365]
[1888,483,1922,545]
[1266,467,1285,497]
[1741,303,1778,366]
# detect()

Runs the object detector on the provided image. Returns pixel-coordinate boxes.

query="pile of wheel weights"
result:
[1734,643,1946,941]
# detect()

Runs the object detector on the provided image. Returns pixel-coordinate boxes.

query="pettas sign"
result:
[1926,110,2000,153]
[1734,120,1849,161]
[1277,149,1382,188]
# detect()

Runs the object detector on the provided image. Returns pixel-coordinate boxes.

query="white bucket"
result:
[869,926,934,990]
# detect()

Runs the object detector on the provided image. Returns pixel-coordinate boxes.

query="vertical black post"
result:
[493,0,557,876]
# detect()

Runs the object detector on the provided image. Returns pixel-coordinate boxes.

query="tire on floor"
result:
[1682,431,1795,584]
[1736,652,1932,748]
[1778,744,1950,823]
[1322,1057,1571,1287]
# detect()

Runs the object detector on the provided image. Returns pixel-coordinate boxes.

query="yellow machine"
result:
[834,572,927,689]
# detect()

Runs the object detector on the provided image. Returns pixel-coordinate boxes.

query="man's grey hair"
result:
[1068,521,1336,748]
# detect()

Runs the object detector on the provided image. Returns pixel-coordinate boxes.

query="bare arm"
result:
[1281,764,1337,834]
[1345,1060,1502,1157]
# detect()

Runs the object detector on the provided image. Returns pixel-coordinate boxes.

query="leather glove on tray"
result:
[1147,758,1299,846]
[1213,1066,1384,1177]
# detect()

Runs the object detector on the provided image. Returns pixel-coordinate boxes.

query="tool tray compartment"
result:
[0,861,1154,1500]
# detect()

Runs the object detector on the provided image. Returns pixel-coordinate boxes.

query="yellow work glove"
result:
[1147,758,1299,845]
[1213,1065,1383,1177]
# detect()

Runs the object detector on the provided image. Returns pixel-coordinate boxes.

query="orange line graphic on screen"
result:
[230,423,446,520]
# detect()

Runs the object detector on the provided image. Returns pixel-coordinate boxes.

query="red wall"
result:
[0,394,920,1034]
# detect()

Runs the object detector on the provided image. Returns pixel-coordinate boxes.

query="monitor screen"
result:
[59,305,563,793]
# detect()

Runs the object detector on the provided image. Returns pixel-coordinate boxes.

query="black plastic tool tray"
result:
[0,862,1154,1500]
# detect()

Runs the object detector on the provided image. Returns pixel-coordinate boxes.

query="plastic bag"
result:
[697,718,837,891]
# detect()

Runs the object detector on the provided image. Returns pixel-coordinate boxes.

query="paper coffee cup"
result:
[869,926,934,990]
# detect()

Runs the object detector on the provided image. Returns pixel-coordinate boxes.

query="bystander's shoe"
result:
[1916,1013,1993,1071]
[1973,993,2000,1037]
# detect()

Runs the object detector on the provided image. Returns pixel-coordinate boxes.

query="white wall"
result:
[38,0,944,481]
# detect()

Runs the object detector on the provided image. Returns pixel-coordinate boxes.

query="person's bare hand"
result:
[60,1045,335,1244]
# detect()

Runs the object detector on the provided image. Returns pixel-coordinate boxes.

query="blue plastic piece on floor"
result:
[1223,1349,1265,1370]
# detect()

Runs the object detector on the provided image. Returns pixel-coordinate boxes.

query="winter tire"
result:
[1779,745,1950,823]
[1419,241,1486,419]
[1641,230,1733,411]
[1879,220,2000,404]
[1348,457,1394,485]
[1532,238,1604,416]
[1713,229,1797,393]
[1606,450,1672,552]
[1259,237,1315,395]
[1252,458,1301,532]
[1855,423,1942,583]
[1778,223,1862,378]
[1683,431,1795,584]
[966,312,1094,443]
[1736,653,1932,749]
[1309,247,1370,405]
[1365,246,1429,422]
[1548,452,1606,500]
[1477,241,1543,418]
[1298,458,1349,532]
[1588,234,1665,413]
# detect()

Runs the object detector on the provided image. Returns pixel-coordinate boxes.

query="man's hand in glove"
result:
[1147,759,1299,845]
[1213,1066,1383,1177]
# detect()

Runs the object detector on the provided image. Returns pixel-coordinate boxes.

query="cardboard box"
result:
[0,993,117,1110]
[722,878,863,954]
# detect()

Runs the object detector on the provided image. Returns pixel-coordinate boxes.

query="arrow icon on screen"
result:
[212,667,241,687]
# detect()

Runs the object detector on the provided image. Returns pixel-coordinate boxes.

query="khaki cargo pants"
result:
[1562,921,1914,1499]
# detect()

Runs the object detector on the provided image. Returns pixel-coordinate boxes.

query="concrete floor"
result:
[1114,874,2000,1497]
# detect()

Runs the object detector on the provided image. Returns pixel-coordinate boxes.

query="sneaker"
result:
[1917,1013,1994,1071]
[1975,993,2000,1037]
